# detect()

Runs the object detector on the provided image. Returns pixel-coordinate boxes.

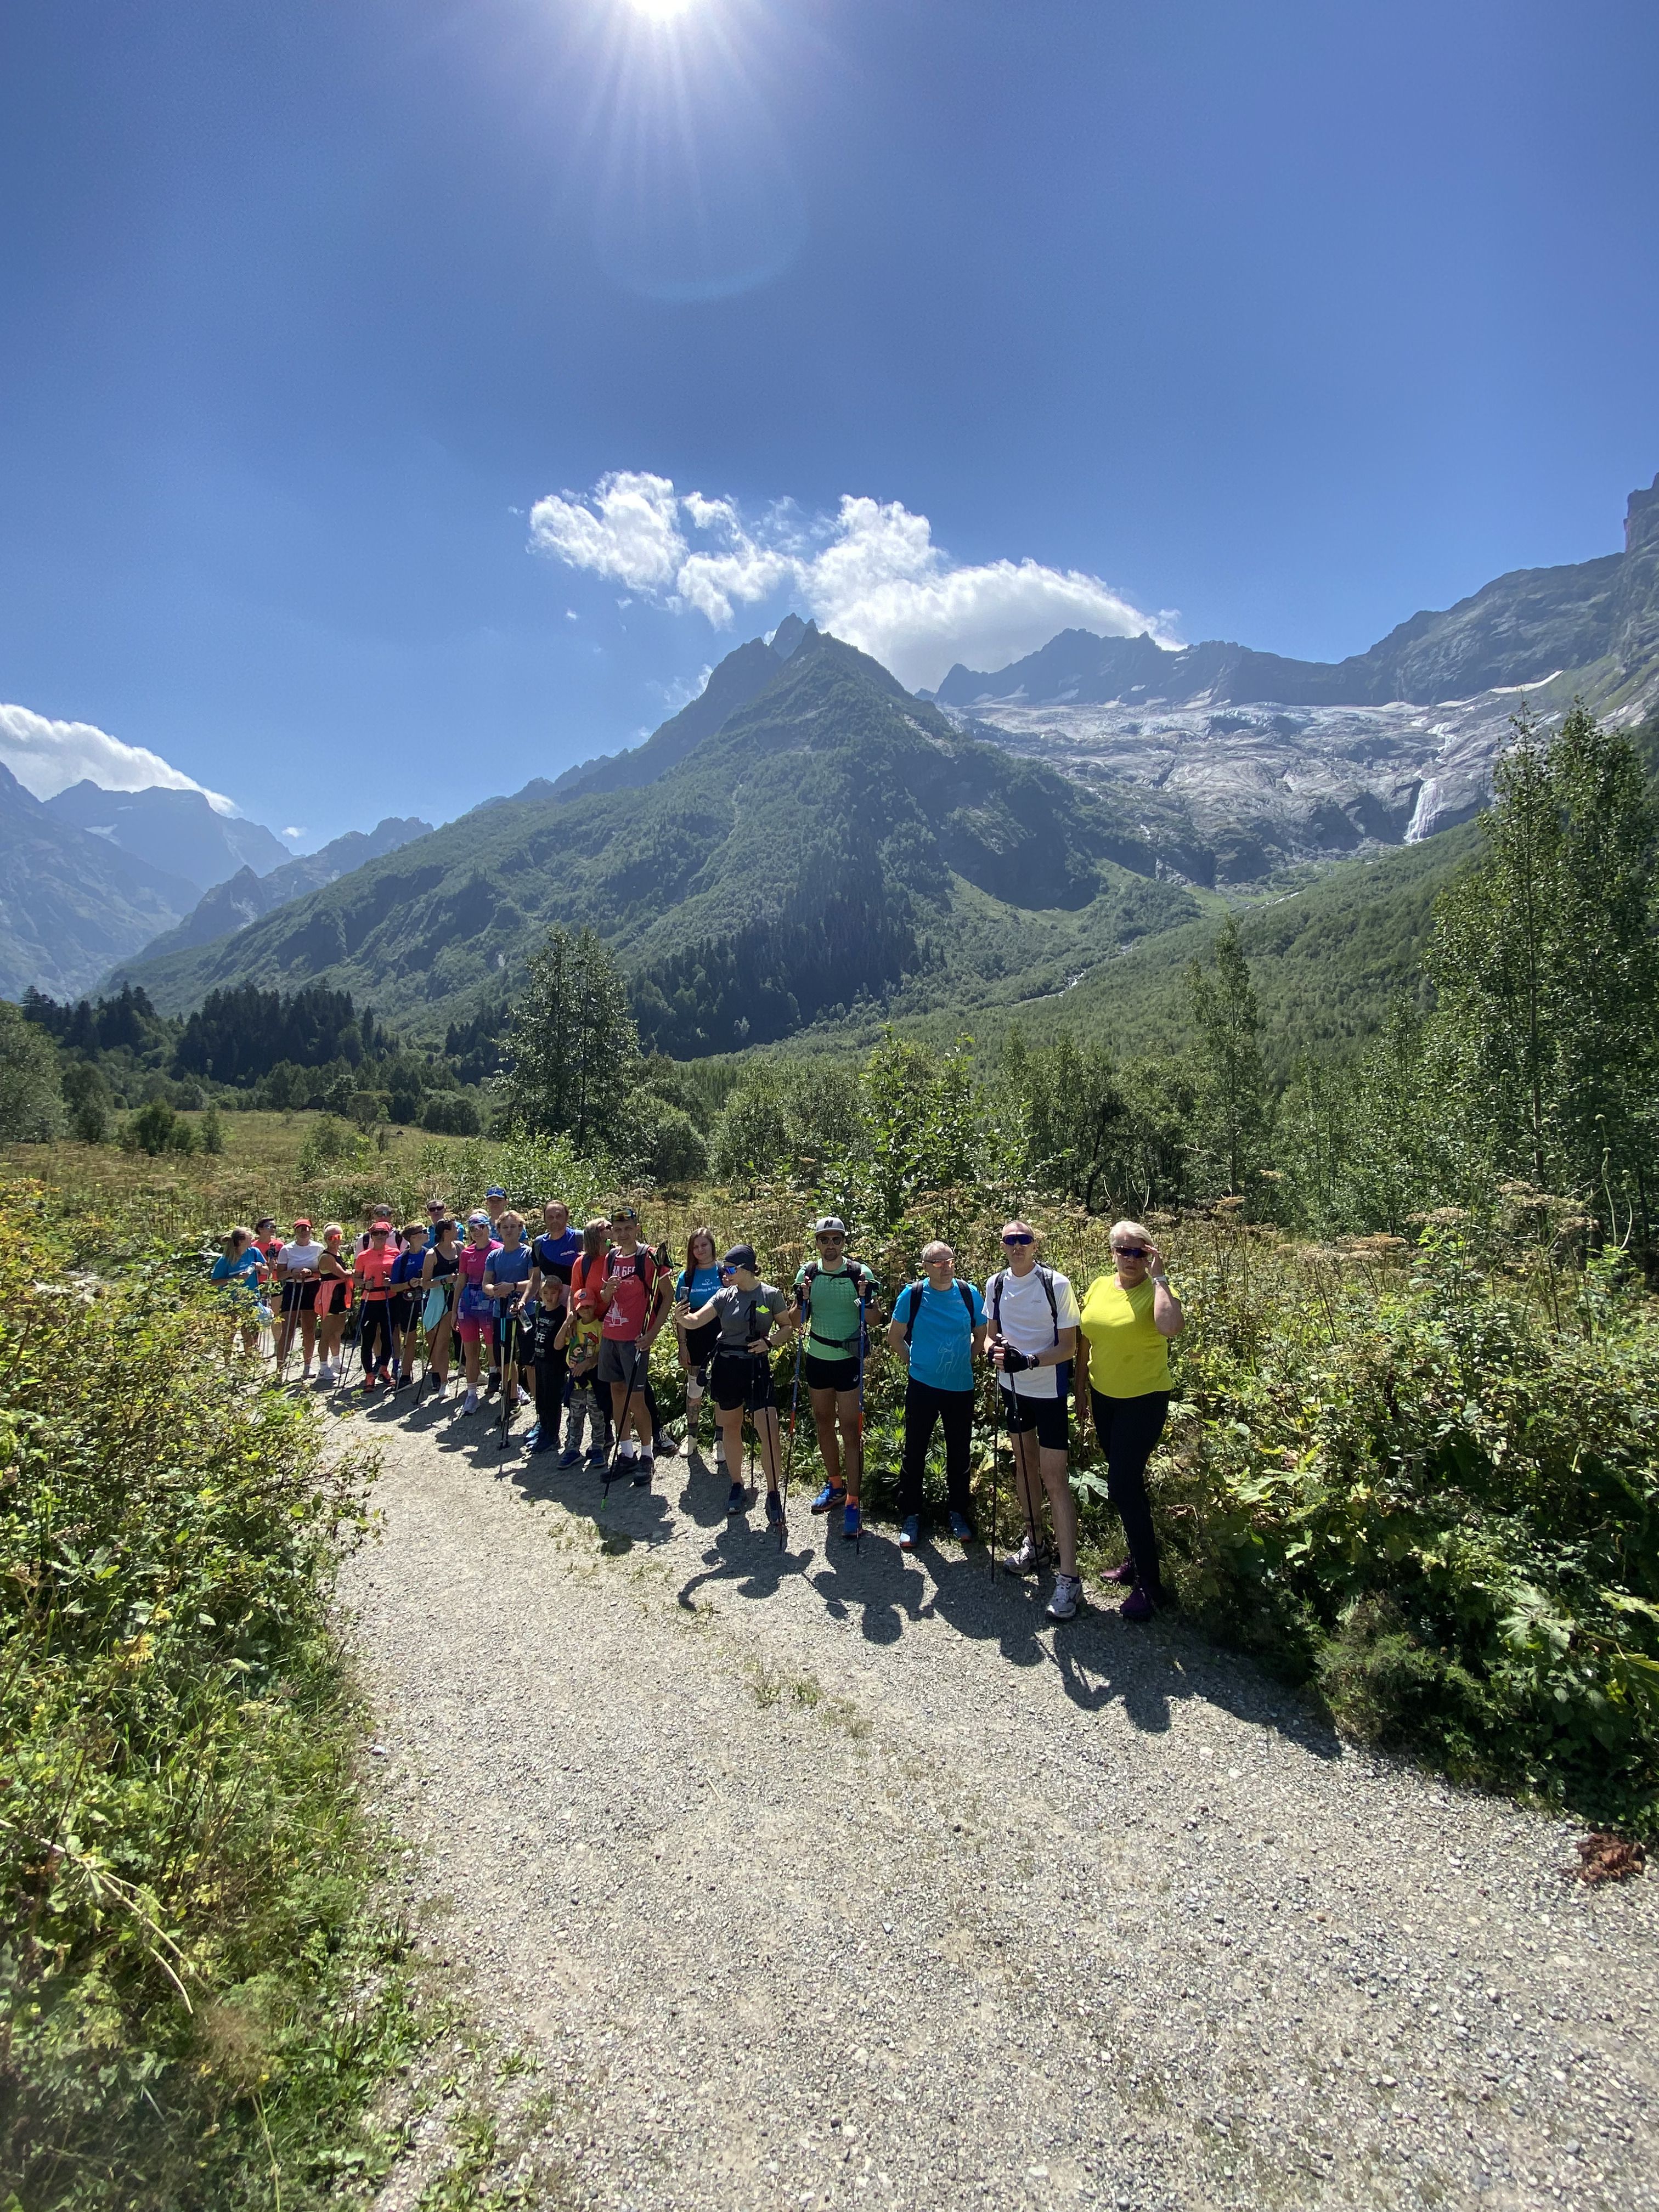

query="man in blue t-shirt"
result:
[886,1239,988,1550]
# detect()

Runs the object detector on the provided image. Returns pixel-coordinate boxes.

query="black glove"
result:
[998,1344,1031,1374]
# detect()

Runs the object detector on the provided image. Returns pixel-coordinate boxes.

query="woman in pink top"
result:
[453,1211,499,1416]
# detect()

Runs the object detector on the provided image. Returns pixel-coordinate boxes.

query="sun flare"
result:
[625,0,698,21]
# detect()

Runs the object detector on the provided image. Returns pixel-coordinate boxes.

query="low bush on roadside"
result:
[0,1185,416,2209]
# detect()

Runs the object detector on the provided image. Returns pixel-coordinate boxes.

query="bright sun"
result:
[626,0,697,20]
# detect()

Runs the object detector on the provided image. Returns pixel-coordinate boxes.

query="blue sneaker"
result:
[765,1490,785,1529]
[727,1479,748,1514]
[810,1481,847,1516]
[948,1509,977,1543]
[524,1423,541,1449]
[528,1434,555,1457]
[899,1514,920,1551]
[842,1502,862,1542]
[557,1447,582,1469]
[585,1443,608,1468]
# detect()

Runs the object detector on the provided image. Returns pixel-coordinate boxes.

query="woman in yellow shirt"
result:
[1075,1219,1184,1621]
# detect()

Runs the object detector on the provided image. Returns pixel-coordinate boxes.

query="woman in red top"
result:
[353,1219,399,1391]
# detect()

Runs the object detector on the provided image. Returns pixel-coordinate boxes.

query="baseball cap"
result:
[486,1186,507,1200]
[255,1216,276,1232]
[294,1217,312,1232]
[466,1209,492,1228]
[724,1243,758,1273]
[812,1215,847,1237]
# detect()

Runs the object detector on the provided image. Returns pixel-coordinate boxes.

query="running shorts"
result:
[279,1280,318,1315]
[597,1338,649,1389]
[710,1347,776,1414]
[999,1386,1069,1451]
[803,1351,858,1393]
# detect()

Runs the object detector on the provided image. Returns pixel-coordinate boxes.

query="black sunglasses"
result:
[1001,1232,1034,1247]
[1114,1244,1150,1258]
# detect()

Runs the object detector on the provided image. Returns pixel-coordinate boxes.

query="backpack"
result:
[575,1244,667,1338]
[798,1259,876,1352]
[899,1279,977,1341]
[988,1265,1070,1401]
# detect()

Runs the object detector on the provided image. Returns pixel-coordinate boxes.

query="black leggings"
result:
[359,1299,397,1374]
[899,1380,975,1517]
[534,1342,567,1431]
[1091,1390,1170,1598]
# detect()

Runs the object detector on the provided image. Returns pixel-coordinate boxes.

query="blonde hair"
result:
[499,1209,524,1234]
[1110,1219,1154,1250]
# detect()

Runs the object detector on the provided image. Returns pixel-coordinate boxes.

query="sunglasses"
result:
[816,1232,845,1243]
[1002,1232,1034,1247]
[1114,1244,1150,1258]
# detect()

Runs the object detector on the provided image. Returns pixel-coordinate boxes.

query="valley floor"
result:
[342,1395,1656,2212]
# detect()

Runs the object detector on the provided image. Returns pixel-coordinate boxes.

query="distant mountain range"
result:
[44,781,291,896]
[25,469,1659,1054]
[133,816,434,961]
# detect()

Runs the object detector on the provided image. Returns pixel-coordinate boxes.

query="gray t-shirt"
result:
[710,1280,788,1352]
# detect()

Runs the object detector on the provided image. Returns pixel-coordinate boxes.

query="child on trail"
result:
[524,1273,567,1457]
[554,1290,608,1466]
[353,1217,399,1390]
[794,1216,881,1542]
[454,1211,500,1415]
[484,1209,534,1430]
[390,1222,428,1388]
[416,1217,460,1396]
[314,1224,352,1384]
[681,1245,793,1523]
[210,1228,267,1365]
[675,1225,724,1460]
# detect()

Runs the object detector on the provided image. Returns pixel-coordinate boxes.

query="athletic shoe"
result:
[726,1479,747,1514]
[557,1447,582,1469]
[948,1509,976,1542]
[899,1514,920,1551]
[810,1481,847,1516]
[765,1490,785,1530]
[524,1423,541,1447]
[654,1433,678,1458]
[528,1434,556,1457]
[1047,1573,1082,1622]
[462,1389,479,1415]
[585,1442,608,1468]
[1102,1560,1136,1585]
[1003,1532,1041,1575]
[1120,1586,1158,1621]
[315,1363,335,1385]
[631,1454,653,1487]
[842,1502,862,1542]
[359,1374,377,1395]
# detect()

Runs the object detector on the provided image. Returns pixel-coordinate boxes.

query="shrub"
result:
[421,1090,481,1136]
[0,1001,64,1141]
[0,1188,409,2206]
[121,1098,196,1157]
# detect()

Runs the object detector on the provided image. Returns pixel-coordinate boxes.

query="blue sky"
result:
[2,0,1656,847]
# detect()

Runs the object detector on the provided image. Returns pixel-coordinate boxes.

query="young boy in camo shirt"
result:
[554,1290,608,1466]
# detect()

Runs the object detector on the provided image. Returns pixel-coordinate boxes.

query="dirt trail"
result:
[342,1396,1657,2212]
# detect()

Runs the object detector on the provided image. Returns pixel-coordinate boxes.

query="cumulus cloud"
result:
[529,472,1174,689]
[0,702,235,811]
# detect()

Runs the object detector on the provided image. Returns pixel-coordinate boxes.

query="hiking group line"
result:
[209,1200,1185,1622]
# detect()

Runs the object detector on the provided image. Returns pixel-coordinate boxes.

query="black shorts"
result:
[803,1351,858,1393]
[279,1280,318,1314]
[999,1387,1069,1451]
[710,1347,776,1414]
[683,1318,719,1372]
[388,1289,418,1331]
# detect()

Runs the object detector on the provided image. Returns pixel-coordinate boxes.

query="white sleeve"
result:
[1053,1272,1081,1330]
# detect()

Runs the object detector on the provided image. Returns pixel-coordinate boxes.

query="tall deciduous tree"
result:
[498,926,641,1149]
[1186,916,1268,1199]
[1427,704,1658,1240]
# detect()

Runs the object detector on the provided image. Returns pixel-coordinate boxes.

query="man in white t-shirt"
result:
[274,1216,326,1380]
[985,1219,1082,1621]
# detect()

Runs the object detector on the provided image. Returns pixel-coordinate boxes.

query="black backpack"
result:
[797,1258,877,1352]
[899,1278,977,1341]
[988,1264,1070,1401]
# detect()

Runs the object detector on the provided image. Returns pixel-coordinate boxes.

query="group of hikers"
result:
[210,1197,1184,1622]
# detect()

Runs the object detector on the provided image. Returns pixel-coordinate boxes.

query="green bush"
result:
[120,1098,196,1157]
[0,1189,412,2207]
[420,1090,481,1136]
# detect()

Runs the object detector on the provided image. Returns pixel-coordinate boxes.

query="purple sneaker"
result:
[1120,1585,1157,1621]
[1103,1560,1136,1585]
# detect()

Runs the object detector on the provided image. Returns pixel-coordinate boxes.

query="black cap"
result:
[723,1243,758,1273]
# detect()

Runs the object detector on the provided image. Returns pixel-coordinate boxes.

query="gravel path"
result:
[341,1395,1657,2212]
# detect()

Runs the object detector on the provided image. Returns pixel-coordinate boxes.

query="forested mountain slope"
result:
[109,628,1196,1051]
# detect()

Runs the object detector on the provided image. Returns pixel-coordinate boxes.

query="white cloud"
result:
[529,473,1175,689]
[0,702,236,812]
[283,827,306,842]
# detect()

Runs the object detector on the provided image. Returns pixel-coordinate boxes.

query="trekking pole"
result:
[778,1331,803,1553]
[497,1310,517,1453]
[850,1282,868,1554]
[603,1345,641,1504]
[987,1378,1001,1582]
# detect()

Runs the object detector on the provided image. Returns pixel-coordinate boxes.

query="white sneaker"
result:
[1047,1573,1082,1621]
[315,1363,335,1385]
[463,1389,479,1415]
[1003,1532,1042,1576]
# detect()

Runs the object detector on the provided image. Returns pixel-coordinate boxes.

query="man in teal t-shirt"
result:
[887,1240,987,1551]
[793,1216,880,1542]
